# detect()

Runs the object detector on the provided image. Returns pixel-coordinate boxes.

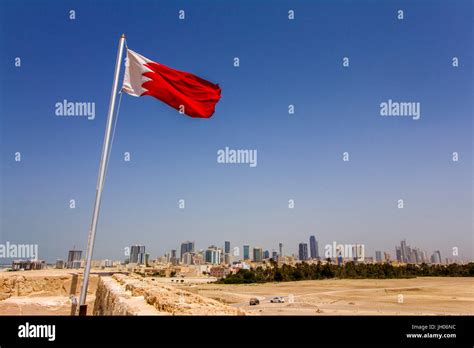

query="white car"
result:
[270,296,285,303]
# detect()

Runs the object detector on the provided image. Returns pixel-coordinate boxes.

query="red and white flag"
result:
[122,49,221,118]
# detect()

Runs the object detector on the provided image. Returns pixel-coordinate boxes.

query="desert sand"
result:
[184,277,474,315]
[0,269,101,315]
[1,270,472,315]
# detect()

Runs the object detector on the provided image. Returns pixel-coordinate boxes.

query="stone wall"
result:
[0,271,97,300]
[0,270,245,315]
[93,274,245,315]
[93,275,162,315]
[0,270,97,315]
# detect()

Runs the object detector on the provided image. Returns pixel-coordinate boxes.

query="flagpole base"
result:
[79,305,88,316]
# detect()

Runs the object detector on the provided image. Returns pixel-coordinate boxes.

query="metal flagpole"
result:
[78,34,126,315]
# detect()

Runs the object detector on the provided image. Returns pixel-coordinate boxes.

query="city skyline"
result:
[2,233,466,265]
[22,235,466,266]
[158,237,458,264]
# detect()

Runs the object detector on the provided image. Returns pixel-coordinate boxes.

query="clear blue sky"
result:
[0,0,472,263]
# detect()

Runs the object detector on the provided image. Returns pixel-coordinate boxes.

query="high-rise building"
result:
[182,252,194,265]
[375,251,382,263]
[67,249,82,269]
[205,246,221,265]
[130,245,146,264]
[298,243,308,261]
[170,249,178,265]
[395,240,430,264]
[421,250,428,263]
[180,241,195,261]
[309,235,319,259]
[204,250,212,263]
[395,247,402,263]
[413,248,420,264]
[139,247,146,264]
[384,252,391,262]
[406,246,413,263]
[430,250,442,264]
[279,243,283,257]
[243,245,250,260]
[271,250,278,260]
[263,250,270,259]
[193,252,204,265]
[400,240,408,263]
[224,241,232,264]
[253,247,263,262]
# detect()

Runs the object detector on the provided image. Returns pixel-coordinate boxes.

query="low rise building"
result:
[210,266,230,279]
[12,259,46,270]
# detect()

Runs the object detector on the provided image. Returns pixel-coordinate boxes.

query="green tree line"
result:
[218,259,474,284]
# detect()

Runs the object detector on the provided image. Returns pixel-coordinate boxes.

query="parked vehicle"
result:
[270,296,285,303]
[249,297,260,305]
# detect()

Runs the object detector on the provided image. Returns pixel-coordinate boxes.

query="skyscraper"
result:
[279,243,283,257]
[263,250,270,259]
[130,245,146,264]
[182,252,194,265]
[406,246,413,263]
[395,247,402,262]
[180,241,195,261]
[224,241,232,264]
[420,250,428,263]
[375,251,382,263]
[170,249,178,265]
[253,247,263,262]
[413,248,420,264]
[243,245,250,260]
[400,240,408,263]
[309,235,319,259]
[298,243,308,261]
[205,246,221,265]
[430,250,442,264]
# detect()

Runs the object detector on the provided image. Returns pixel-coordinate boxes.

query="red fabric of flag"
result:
[122,49,221,118]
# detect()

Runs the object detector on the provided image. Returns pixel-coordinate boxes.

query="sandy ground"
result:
[0,296,85,315]
[0,269,110,315]
[0,270,239,316]
[185,277,474,315]
[1,271,472,316]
